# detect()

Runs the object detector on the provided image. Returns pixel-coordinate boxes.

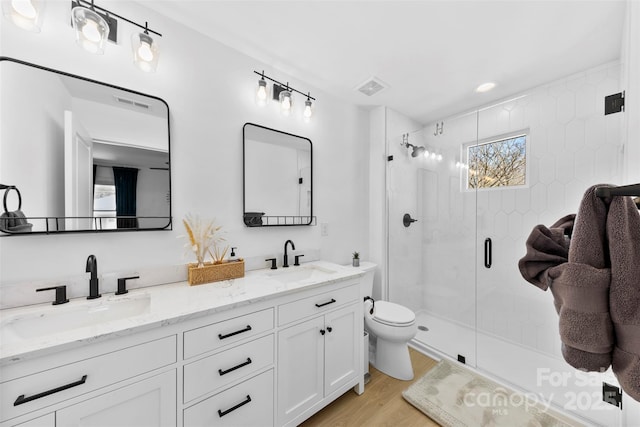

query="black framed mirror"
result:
[243,123,312,227]
[0,57,171,235]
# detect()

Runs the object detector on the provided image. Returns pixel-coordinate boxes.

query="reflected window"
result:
[93,178,117,230]
[467,134,527,189]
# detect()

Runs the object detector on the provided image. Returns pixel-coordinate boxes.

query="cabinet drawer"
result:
[184,370,273,427]
[183,334,274,403]
[278,283,359,326]
[0,336,176,423]
[183,308,274,359]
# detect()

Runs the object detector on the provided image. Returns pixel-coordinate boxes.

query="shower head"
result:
[411,145,426,157]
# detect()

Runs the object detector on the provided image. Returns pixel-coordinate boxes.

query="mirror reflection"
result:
[243,123,312,226]
[0,58,171,234]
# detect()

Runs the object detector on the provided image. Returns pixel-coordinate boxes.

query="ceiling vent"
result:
[115,96,150,110]
[356,76,388,96]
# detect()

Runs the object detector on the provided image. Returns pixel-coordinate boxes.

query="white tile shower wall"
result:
[474,61,623,355]
[0,2,369,293]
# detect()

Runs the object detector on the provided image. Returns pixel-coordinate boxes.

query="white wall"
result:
[0,1,369,291]
[0,61,70,231]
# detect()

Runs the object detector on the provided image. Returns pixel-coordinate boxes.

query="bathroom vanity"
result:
[0,262,364,427]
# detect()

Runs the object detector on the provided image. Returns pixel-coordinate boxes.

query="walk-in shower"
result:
[385,62,627,426]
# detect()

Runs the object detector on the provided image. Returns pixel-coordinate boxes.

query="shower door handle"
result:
[484,238,492,269]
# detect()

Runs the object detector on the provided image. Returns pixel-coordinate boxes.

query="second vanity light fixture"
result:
[254,70,316,121]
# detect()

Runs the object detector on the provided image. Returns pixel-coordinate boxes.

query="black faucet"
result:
[283,239,295,268]
[86,255,101,299]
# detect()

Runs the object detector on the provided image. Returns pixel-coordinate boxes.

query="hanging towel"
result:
[547,185,614,373]
[519,185,640,401]
[607,193,640,402]
[518,214,575,290]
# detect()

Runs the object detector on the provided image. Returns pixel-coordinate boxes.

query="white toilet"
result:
[357,262,417,381]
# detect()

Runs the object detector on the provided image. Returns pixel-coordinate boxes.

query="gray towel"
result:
[518,214,575,290]
[520,185,640,401]
[547,186,614,372]
[607,194,640,402]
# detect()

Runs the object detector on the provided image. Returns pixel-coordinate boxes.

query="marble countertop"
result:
[0,261,364,365]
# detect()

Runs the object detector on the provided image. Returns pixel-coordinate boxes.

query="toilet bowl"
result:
[354,262,417,381]
[364,299,417,380]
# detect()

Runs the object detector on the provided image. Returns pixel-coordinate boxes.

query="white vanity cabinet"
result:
[1,264,363,427]
[277,283,361,427]
[55,370,176,427]
[0,335,177,427]
[181,308,275,426]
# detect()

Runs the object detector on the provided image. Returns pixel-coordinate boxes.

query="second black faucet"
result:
[86,254,100,299]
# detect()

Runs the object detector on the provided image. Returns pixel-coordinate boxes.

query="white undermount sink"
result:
[266,264,337,283]
[1,294,151,341]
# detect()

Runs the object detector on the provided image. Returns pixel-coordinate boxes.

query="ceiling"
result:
[142,0,627,125]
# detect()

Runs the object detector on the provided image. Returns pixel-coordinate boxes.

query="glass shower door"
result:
[387,111,478,366]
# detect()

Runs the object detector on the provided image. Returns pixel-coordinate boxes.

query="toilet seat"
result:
[372,301,415,326]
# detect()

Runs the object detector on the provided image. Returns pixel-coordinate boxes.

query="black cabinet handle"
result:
[218,358,252,376]
[484,238,492,269]
[14,375,87,406]
[218,395,252,417]
[326,327,332,333]
[320,329,326,335]
[218,325,252,340]
[315,298,336,308]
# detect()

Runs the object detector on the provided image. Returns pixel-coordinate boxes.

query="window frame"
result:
[463,130,530,192]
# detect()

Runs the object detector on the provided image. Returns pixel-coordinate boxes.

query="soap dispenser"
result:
[229,247,238,262]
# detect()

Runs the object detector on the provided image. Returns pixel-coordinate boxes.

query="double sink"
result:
[1,264,338,346]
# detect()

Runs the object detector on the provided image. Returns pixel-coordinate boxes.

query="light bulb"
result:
[437,154,443,162]
[137,41,154,62]
[256,79,268,105]
[280,90,292,115]
[11,0,36,19]
[303,99,313,119]
[82,18,102,43]
[423,150,430,158]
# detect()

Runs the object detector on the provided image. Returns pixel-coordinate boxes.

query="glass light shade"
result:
[255,79,268,106]
[279,90,292,116]
[72,6,109,54]
[132,32,159,72]
[303,99,313,122]
[2,0,44,32]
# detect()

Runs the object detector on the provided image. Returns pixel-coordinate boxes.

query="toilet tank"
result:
[357,262,377,298]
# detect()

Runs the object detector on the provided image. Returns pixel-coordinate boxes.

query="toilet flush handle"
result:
[364,296,375,315]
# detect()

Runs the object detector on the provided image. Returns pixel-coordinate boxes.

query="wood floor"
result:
[301,348,440,427]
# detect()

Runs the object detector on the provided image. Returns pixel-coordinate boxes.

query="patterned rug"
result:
[402,359,584,427]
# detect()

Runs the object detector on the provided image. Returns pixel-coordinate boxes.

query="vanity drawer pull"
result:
[14,375,88,406]
[218,325,252,340]
[218,358,252,376]
[218,395,252,417]
[315,298,336,308]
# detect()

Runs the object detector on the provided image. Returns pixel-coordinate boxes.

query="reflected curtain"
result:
[112,167,138,229]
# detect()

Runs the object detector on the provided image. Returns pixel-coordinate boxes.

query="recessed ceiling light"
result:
[476,82,496,93]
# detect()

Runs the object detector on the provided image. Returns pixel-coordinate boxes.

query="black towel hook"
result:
[2,185,21,213]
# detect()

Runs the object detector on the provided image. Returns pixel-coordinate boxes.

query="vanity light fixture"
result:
[70,0,162,71]
[2,0,44,32]
[252,70,317,120]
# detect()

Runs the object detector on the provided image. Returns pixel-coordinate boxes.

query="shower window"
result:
[467,133,527,189]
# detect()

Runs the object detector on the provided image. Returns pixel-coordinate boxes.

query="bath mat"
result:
[402,359,583,427]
